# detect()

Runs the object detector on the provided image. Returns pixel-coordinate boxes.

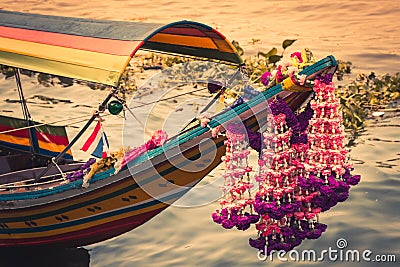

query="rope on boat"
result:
[128,86,209,109]
[0,86,209,135]
[52,157,66,180]
[0,176,65,189]
[123,103,153,137]
[0,169,114,200]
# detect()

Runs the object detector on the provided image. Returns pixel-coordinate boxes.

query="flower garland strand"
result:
[251,109,305,255]
[249,98,327,255]
[211,75,361,256]
[212,123,259,231]
[301,79,361,214]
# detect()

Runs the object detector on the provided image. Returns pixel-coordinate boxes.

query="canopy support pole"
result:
[180,67,242,132]
[123,103,153,137]
[14,68,31,121]
[14,68,38,154]
[34,88,118,182]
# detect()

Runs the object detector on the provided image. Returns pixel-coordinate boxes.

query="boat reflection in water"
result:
[0,247,90,267]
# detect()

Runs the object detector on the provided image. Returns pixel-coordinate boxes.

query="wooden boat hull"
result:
[0,52,337,247]
[0,90,311,247]
[0,134,225,247]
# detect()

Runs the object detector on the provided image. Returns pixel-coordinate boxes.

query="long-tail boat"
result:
[0,10,337,247]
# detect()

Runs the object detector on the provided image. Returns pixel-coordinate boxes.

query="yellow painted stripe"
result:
[213,38,237,53]
[0,37,129,72]
[0,132,72,156]
[0,174,137,218]
[149,33,219,50]
[0,141,221,230]
[37,140,72,155]
[4,189,165,230]
[0,161,209,225]
[0,133,30,146]
[0,51,124,86]
[0,201,170,239]
[4,183,178,230]
[0,137,225,239]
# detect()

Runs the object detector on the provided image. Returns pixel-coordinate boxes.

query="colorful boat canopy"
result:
[0,10,243,87]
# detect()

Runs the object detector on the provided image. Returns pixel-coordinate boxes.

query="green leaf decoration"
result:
[257,48,277,59]
[282,39,297,50]
[257,51,268,58]
[266,47,278,57]
[269,55,282,64]
[232,40,244,56]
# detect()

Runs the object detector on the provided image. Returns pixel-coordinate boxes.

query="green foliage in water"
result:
[1,39,399,134]
[231,41,399,133]
[336,72,400,131]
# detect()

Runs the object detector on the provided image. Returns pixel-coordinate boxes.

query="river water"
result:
[0,1,399,266]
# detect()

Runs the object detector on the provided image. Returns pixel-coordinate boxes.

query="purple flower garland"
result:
[246,98,314,151]
[66,157,96,182]
[212,75,361,257]
[246,127,262,152]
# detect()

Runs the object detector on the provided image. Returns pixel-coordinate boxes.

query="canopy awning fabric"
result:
[0,115,73,159]
[0,10,243,87]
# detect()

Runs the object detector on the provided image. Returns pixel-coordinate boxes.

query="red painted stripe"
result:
[168,26,225,40]
[36,132,69,146]
[0,125,29,138]
[0,125,69,146]
[160,27,208,37]
[80,121,101,152]
[0,207,165,247]
[212,28,226,40]
[130,40,145,57]
[0,26,138,56]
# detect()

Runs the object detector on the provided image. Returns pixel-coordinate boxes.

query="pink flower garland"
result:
[115,129,168,173]
[211,77,360,256]
[212,123,258,231]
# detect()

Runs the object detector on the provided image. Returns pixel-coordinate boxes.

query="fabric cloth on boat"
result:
[0,10,243,87]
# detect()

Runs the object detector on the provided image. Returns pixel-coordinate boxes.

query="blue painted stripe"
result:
[37,148,73,160]
[143,20,213,42]
[0,140,31,152]
[0,189,188,234]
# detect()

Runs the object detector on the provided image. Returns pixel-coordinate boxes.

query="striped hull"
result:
[0,91,311,247]
[2,207,166,247]
[0,128,228,247]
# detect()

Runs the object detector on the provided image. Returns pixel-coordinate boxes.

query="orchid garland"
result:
[211,74,360,256]
[261,50,315,87]
[212,123,258,231]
